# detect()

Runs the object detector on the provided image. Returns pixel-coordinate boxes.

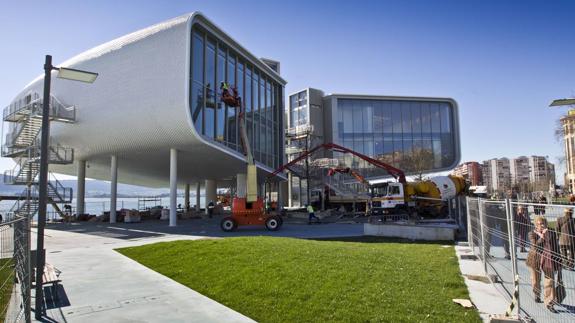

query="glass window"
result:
[266,79,272,166]
[227,55,237,148]
[205,39,216,138]
[191,31,204,134]
[363,100,373,133]
[430,103,442,168]
[253,72,260,160]
[190,25,283,169]
[353,101,362,133]
[228,61,242,146]
[260,76,266,159]
[245,66,253,149]
[420,103,432,153]
[440,103,455,166]
[216,45,226,142]
[391,102,402,164]
[373,101,383,133]
[401,102,413,156]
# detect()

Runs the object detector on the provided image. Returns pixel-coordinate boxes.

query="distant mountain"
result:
[0,179,170,198]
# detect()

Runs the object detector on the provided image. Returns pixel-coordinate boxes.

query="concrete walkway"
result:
[455,244,508,322]
[34,219,364,322]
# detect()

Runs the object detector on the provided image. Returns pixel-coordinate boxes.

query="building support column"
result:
[236,173,247,198]
[196,182,201,212]
[170,148,178,227]
[287,173,293,208]
[205,179,217,215]
[279,181,288,210]
[110,155,118,223]
[76,160,86,215]
[184,183,190,211]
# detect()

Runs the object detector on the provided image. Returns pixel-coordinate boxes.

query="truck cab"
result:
[369,182,405,215]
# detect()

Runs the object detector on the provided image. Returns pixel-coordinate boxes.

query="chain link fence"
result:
[467,197,575,322]
[1,216,31,323]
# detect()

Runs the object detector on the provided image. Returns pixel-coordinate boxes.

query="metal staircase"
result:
[2,92,76,220]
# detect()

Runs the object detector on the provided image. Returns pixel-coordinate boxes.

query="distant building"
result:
[452,162,482,186]
[510,156,530,188]
[528,156,555,191]
[483,158,511,193]
[561,110,575,192]
[482,156,555,193]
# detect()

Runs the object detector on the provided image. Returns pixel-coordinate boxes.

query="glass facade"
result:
[190,25,283,169]
[289,90,308,127]
[335,98,457,176]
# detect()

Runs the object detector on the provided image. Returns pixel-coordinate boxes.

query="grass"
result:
[117,237,481,323]
[0,258,14,322]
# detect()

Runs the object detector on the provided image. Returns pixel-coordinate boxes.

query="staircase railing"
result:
[3,93,75,123]
[48,173,72,203]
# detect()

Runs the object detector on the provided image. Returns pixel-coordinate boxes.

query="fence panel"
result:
[1,216,31,323]
[468,197,575,322]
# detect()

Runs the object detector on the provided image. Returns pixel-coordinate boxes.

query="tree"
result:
[399,148,435,181]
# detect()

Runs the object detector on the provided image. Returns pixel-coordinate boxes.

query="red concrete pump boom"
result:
[268,143,407,183]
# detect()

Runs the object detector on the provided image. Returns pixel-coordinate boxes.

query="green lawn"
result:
[117,237,480,323]
[0,258,14,322]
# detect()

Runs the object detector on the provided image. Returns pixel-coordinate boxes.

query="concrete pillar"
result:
[196,182,201,212]
[76,160,86,215]
[205,179,217,215]
[279,181,288,209]
[184,183,190,211]
[110,155,118,223]
[236,173,246,198]
[170,149,178,227]
[287,173,293,208]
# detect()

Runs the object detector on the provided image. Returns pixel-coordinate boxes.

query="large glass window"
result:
[191,31,204,134]
[216,45,226,142]
[205,39,216,139]
[288,90,308,127]
[190,25,281,169]
[335,98,457,177]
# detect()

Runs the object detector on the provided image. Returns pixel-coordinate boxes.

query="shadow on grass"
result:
[309,235,455,245]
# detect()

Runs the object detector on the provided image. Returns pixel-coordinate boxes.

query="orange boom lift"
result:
[219,82,282,232]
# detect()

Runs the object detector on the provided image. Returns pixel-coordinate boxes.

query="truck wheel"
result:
[265,216,281,231]
[220,217,237,232]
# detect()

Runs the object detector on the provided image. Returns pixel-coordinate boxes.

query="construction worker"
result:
[307,204,319,224]
[220,82,241,107]
[207,200,215,219]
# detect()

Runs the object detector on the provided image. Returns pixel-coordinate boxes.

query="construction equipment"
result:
[219,82,282,232]
[270,143,467,218]
[369,175,467,218]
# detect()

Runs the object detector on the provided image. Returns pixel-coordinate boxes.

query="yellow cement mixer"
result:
[370,175,467,217]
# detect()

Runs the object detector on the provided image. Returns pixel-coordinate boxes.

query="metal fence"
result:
[1,216,31,323]
[467,197,575,322]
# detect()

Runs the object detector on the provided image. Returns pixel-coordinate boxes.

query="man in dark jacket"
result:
[557,208,575,270]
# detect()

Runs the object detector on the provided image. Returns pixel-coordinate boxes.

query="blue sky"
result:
[1,0,574,182]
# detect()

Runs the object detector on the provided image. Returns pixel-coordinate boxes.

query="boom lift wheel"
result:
[265,215,282,231]
[221,217,237,232]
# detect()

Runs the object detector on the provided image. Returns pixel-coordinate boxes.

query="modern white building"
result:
[2,12,286,225]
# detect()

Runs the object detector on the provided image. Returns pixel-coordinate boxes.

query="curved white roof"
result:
[10,12,285,187]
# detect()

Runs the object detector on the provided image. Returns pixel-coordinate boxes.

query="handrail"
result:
[3,93,75,123]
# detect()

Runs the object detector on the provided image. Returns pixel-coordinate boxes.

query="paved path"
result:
[455,244,508,322]
[34,219,364,322]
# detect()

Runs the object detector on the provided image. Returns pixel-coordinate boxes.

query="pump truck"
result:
[268,143,467,218]
[219,82,282,232]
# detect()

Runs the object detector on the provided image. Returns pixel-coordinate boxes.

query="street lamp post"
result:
[35,55,97,319]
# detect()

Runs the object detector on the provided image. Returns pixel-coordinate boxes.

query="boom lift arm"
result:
[220,82,257,203]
